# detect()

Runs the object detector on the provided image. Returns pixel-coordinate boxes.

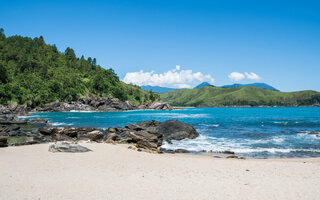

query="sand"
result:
[1,143,320,200]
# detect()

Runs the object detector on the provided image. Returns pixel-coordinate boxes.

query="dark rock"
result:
[39,127,56,135]
[226,155,239,159]
[137,120,162,134]
[53,133,74,142]
[309,131,319,135]
[157,120,199,142]
[125,124,144,131]
[12,140,40,146]
[49,142,91,153]
[221,150,235,154]
[0,137,8,147]
[61,127,78,138]
[161,148,175,154]
[174,149,190,153]
[79,130,104,142]
[115,130,132,143]
[104,133,117,143]
[136,140,158,151]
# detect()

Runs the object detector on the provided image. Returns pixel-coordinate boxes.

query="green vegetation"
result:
[160,86,320,107]
[0,29,159,106]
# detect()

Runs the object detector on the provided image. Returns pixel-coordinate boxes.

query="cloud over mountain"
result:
[123,65,214,88]
[228,72,261,82]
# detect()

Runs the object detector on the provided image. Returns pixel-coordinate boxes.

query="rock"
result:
[174,149,190,153]
[79,130,104,142]
[61,127,78,138]
[147,102,173,110]
[226,155,239,159]
[136,140,158,151]
[128,131,159,142]
[157,120,199,142]
[137,120,162,134]
[53,133,74,142]
[125,124,144,131]
[221,150,235,154]
[104,133,117,143]
[39,127,56,135]
[49,142,91,153]
[128,130,162,151]
[309,131,319,135]
[107,127,116,132]
[0,137,8,147]
[33,97,172,112]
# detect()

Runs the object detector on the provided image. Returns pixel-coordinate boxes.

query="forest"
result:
[0,29,158,107]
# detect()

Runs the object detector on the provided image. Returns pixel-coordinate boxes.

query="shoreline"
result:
[2,107,320,160]
[1,143,320,200]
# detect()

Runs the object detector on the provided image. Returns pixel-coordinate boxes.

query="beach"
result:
[1,143,319,200]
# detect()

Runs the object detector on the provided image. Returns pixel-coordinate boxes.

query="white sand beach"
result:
[1,143,320,200]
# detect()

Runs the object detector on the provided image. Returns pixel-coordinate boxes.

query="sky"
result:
[1,0,320,91]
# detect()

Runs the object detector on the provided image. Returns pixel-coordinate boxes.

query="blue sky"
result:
[1,0,320,91]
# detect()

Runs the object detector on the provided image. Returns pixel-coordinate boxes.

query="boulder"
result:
[157,120,199,143]
[137,120,161,134]
[49,142,91,153]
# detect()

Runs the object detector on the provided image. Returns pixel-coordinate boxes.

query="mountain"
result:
[160,86,320,107]
[194,82,213,88]
[0,29,158,106]
[221,83,279,91]
[141,85,181,93]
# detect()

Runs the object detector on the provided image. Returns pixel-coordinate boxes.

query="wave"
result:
[154,113,210,118]
[68,110,97,113]
[162,134,320,156]
[199,124,219,127]
[51,122,74,126]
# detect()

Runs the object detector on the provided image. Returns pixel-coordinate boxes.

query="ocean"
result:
[24,107,320,158]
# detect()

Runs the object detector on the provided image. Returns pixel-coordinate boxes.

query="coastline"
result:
[1,143,319,200]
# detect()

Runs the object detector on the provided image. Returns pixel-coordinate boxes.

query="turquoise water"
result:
[25,107,320,158]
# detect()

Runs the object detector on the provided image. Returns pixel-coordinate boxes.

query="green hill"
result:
[0,29,158,107]
[160,86,320,107]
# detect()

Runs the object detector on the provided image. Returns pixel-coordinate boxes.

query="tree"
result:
[0,63,8,83]
[65,47,76,61]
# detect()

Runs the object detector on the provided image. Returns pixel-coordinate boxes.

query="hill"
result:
[140,85,180,93]
[221,83,279,91]
[0,29,158,107]
[160,86,320,107]
[194,82,213,88]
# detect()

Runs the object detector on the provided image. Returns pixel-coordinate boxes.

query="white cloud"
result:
[228,71,262,82]
[123,66,214,88]
[228,72,245,82]
[244,72,261,81]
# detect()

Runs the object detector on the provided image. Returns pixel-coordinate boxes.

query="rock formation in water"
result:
[0,113,199,152]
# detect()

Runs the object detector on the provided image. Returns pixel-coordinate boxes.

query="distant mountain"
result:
[160,86,320,107]
[221,83,279,91]
[194,82,213,88]
[141,85,180,93]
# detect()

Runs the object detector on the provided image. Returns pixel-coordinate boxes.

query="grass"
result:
[160,86,320,107]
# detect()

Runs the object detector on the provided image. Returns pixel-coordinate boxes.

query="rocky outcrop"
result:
[49,141,91,153]
[157,120,199,143]
[0,115,199,152]
[32,97,173,112]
